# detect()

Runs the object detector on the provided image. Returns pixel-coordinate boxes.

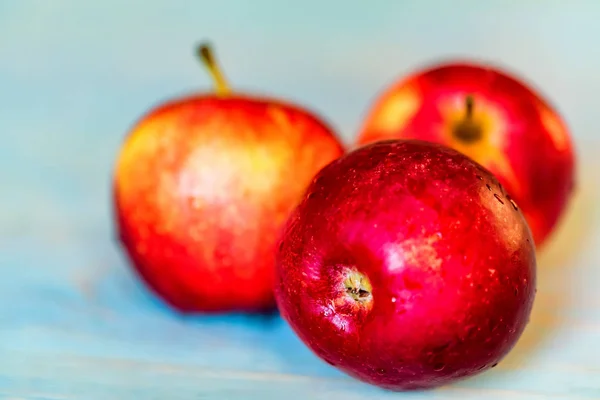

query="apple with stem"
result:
[275,139,536,391]
[356,61,575,247]
[113,42,345,313]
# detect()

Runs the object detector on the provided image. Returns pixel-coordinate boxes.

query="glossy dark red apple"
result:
[357,61,576,247]
[113,43,344,313]
[275,140,536,391]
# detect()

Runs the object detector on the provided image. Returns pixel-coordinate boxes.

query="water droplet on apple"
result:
[494,193,504,205]
[506,194,519,210]
[433,362,446,371]
[324,358,336,366]
[464,324,478,340]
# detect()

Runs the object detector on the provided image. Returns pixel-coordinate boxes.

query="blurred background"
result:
[1,1,599,399]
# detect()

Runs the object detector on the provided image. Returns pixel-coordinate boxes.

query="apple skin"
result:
[113,95,344,313]
[275,140,536,391]
[356,61,575,246]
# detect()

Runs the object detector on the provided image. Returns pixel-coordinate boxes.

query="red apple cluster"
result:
[112,43,575,391]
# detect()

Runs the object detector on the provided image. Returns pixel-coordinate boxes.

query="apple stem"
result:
[197,42,231,96]
[465,95,475,119]
[452,94,482,143]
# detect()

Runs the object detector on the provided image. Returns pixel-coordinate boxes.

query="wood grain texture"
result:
[2,1,600,399]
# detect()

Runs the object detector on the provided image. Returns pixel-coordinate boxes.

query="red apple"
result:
[113,43,345,313]
[275,140,536,391]
[356,61,575,247]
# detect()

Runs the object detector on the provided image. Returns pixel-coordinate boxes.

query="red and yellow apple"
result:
[113,43,344,313]
[275,140,536,391]
[357,61,575,246]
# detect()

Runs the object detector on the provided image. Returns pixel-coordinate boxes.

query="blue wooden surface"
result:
[1,2,600,399]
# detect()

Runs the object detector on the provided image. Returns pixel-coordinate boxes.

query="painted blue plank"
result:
[2,351,598,400]
[1,214,599,400]
[2,1,600,399]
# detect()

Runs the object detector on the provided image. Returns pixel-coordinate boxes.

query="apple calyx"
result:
[452,94,483,144]
[197,42,231,96]
[343,270,373,303]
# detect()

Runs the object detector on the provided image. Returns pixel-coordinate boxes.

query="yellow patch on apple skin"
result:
[438,96,523,199]
[115,121,162,189]
[385,234,442,274]
[366,86,421,134]
[115,100,344,245]
[478,184,530,252]
[539,106,569,152]
[114,115,177,231]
